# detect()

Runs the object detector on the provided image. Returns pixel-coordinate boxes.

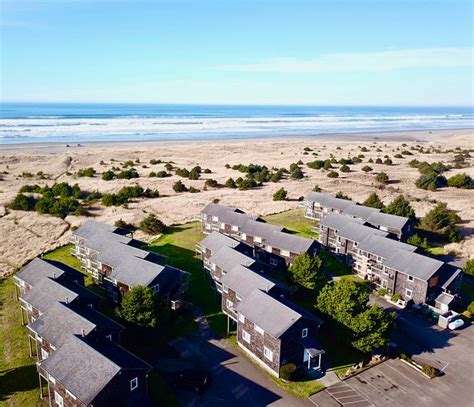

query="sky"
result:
[1,0,473,106]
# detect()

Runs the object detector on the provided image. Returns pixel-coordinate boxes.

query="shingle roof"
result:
[28,302,96,347]
[235,289,322,338]
[39,336,149,404]
[15,258,83,287]
[320,212,365,231]
[220,265,277,298]
[358,234,416,259]
[200,203,240,218]
[241,219,283,238]
[28,302,123,348]
[265,231,316,254]
[21,278,81,313]
[366,211,409,231]
[435,292,455,306]
[343,203,380,220]
[305,192,353,211]
[383,249,443,280]
[73,220,121,240]
[439,264,462,290]
[209,246,255,272]
[338,221,388,242]
[199,231,241,253]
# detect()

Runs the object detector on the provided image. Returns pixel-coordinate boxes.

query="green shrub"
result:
[225,178,236,188]
[238,178,258,190]
[407,234,430,251]
[340,164,350,172]
[391,294,401,302]
[279,363,297,381]
[421,364,438,378]
[376,172,389,184]
[176,168,190,178]
[10,194,37,211]
[102,170,116,181]
[467,301,474,314]
[77,167,96,177]
[378,288,388,296]
[173,180,188,192]
[335,191,350,200]
[447,173,473,189]
[362,165,373,173]
[273,188,288,201]
[19,184,42,193]
[117,169,139,179]
[291,167,304,179]
[204,179,219,188]
[462,259,474,276]
[327,171,339,178]
[114,219,136,231]
[139,214,166,235]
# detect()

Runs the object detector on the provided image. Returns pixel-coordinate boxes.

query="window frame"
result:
[242,330,251,343]
[54,391,64,407]
[405,288,413,298]
[264,346,273,362]
[238,313,245,323]
[130,377,138,391]
[407,275,414,282]
[302,328,308,338]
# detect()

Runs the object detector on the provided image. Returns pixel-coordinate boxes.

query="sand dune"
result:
[1,129,472,277]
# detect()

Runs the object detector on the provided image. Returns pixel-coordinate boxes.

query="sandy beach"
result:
[1,128,473,277]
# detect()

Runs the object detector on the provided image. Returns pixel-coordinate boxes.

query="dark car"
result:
[170,368,210,393]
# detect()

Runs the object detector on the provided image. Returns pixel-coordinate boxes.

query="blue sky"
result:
[1,0,473,105]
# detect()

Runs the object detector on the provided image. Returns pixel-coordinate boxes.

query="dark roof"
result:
[265,231,316,254]
[198,231,241,253]
[39,335,150,405]
[235,289,322,338]
[200,202,240,217]
[302,337,325,357]
[209,246,255,272]
[366,211,410,231]
[358,234,416,259]
[15,258,83,287]
[383,250,444,281]
[438,264,463,290]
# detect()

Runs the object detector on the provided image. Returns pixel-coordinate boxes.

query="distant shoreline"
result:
[1,127,473,153]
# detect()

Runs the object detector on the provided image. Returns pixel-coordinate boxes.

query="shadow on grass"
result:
[0,364,40,402]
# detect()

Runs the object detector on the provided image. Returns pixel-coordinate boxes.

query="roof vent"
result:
[81,329,85,337]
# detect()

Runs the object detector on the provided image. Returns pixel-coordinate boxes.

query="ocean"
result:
[0,103,472,144]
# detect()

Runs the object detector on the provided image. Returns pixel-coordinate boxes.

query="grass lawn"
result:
[0,277,48,406]
[264,208,318,238]
[146,222,227,337]
[426,246,445,256]
[461,280,474,303]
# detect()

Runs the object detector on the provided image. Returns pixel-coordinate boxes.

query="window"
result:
[152,284,160,293]
[407,275,414,282]
[281,250,290,257]
[406,289,413,298]
[236,294,242,302]
[223,285,228,293]
[231,225,238,232]
[241,233,247,240]
[212,216,219,222]
[221,222,226,229]
[239,313,245,323]
[254,324,264,335]
[41,348,49,361]
[242,330,251,343]
[264,346,273,361]
[130,377,138,391]
[270,258,278,266]
[54,391,64,407]
[266,245,273,253]
[226,299,234,309]
[48,374,56,384]
[254,236,262,243]
[302,328,308,338]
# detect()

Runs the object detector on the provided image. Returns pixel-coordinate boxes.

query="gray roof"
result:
[21,278,81,313]
[40,336,149,404]
[28,302,96,347]
[302,338,325,357]
[435,292,455,306]
[220,265,276,298]
[73,220,121,241]
[338,221,388,243]
[366,211,409,231]
[383,250,443,280]
[235,289,322,338]
[439,264,462,290]
[200,202,240,218]
[305,192,352,211]
[28,302,123,348]
[209,246,255,272]
[344,203,380,220]
[265,231,315,254]
[199,231,241,253]
[320,212,365,231]
[15,258,66,287]
[241,219,283,238]
[358,234,416,259]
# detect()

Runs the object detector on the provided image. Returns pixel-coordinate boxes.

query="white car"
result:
[448,318,465,330]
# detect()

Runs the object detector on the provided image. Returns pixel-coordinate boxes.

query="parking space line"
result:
[331,390,358,396]
[327,381,374,407]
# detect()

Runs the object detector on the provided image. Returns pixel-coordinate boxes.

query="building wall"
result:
[221,288,239,320]
[47,379,85,407]
[393,271,428,304]
[280,319,319,368]
[237,315,281,375]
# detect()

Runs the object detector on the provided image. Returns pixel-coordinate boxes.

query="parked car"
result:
[448,318,464,330]
[170,368,210,393]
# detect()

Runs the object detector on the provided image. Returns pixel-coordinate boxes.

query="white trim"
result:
[226,299,234,309]
[239,313,245,323]
[41,348,49,361]
[407,275,414,282]
[302,328,308,338]
[405,288,413,298]
[54,391,63,407]
[242,330,251,343]
[254,324,264,335]
[130,377,138,391]
[65,389,76,400]
[264,346,273,362]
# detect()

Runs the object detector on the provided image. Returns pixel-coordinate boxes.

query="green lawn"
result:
[461,280,474,303]
[146,222,227,337]
[0,277,48,407]
[264,208,318,238]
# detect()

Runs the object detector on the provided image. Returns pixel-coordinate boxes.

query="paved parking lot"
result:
[326,382,372,406]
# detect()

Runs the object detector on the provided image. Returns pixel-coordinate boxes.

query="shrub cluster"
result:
[76,167,96,177]
[102,185,159,207]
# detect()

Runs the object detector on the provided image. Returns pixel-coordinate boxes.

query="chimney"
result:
[65,297,69,304]
[81,329,85,337]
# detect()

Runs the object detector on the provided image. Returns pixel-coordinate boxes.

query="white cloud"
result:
[214,47,473,73]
